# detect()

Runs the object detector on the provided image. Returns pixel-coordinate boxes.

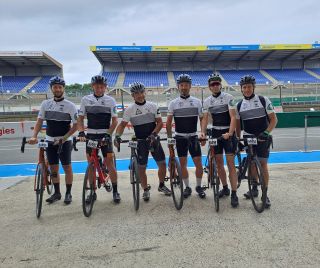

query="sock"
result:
[66,184,72,195]
[112,183,118,193]
[54,183,60,194]
[196,178,202,187]
[159,182,164,188]
[231,190,237,196]
[223,184,228,190]
[183,178,190,188]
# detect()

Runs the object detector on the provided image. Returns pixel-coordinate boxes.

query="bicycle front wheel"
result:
[35,163,44,218]
[170,157,183,210]
[247,158,267,213]
[130,156,140,211]
[209,157,219,212]
[82,163,95,217]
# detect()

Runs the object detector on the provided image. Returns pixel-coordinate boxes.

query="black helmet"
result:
[176,73,192,84]
[130,82,145,93]
[240,75,256,86]
[49,76,65,87]
[91,75,107,85]
[208,73,222,84]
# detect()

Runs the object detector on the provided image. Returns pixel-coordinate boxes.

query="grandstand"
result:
[0,51,62,98]
[91,44,320,89]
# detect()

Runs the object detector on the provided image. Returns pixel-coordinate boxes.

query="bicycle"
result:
[203,135,224,212]
[21,137,63,218]
[73,136,115,217]
[167,137,183,210]
[118,136,164,211]
[236,135,268,213]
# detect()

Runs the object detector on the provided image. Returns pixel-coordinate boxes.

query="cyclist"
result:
[114,82,171,201]
[201,73,239,207]
[78,75,121,203]
[166,74,206,199]
[235,75,278,208]
[29,76,78,205]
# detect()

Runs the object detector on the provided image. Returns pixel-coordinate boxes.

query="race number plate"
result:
[87,140,98,149]
[247,138,257,145]
[208,138,218,146]
[167,138,176,145]
[37,141,48,148]
[129,141,138,149]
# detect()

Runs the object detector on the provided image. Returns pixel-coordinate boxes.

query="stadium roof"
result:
[91,44,320,66]
[0,51,62,69]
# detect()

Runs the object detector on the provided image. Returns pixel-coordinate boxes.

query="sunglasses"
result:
[209,82,221,87]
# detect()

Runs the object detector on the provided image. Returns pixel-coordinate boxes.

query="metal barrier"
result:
[304,115,320,152]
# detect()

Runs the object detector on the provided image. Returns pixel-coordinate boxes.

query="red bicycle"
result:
[73,136,115,217]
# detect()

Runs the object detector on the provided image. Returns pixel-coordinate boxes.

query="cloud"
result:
[0,0,319,83]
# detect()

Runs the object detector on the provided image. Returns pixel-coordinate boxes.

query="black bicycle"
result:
[21,138,62,218]
[237,136,268,213]
[167,137,183,210]
[203,136,223,212]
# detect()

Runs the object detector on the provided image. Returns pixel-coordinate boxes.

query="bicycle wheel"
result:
[169,157,183,210]
[82,163,95,217]
[130,156,140,211]
[35,163,44,218]
[247,158,267,213]
[45,162,53,195]
[209,156,219,212]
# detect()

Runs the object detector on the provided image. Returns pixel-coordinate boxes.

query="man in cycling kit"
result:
[78,75,121,203]
[235,75,278,208]
[29,76,78,205]
[114,82,171,201]
[201,73,239,207]
[166,74,206,199]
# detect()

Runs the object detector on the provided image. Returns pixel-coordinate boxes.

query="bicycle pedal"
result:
[164,176,169,182]
[104,182,112,192]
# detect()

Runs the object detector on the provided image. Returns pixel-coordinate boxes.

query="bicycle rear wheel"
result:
[35,163,44,218]
[130,156,140,211]
[247,158,267,213]
[82,163,95,217]
[170,157,183,210]
[209,157,219,212]
[45,160,53,195]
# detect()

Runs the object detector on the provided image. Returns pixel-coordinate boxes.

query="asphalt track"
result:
[0,127,319,267]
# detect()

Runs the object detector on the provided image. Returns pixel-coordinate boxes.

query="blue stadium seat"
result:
[0,76,35,93]
[29,76,51,93]
[264,69,319,83]
[219,70,270,85]
[309,68,320,77]
[123,71,168,87]
[102,72,119,87]
[173,71,212,86]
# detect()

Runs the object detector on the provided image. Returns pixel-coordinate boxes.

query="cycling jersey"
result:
[168,96,203,136]
[38,98,77,141]
[79,94,117,134]
[122,101,160,139]
[235,94,274,136]
[203,92,236,130]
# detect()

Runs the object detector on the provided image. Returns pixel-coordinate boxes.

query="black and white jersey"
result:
[122,101,160,139]
[79,94,117,134]
[236,95,274,136]
[38,98,78,141]
[203,92,236,130]
[168,96,203,136]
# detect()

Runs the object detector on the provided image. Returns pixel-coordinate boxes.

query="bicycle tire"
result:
[82,163,95,217]
[130,156,140,211]
[35,163,44,218]
[170,157,183,210]
[247,158,267,213]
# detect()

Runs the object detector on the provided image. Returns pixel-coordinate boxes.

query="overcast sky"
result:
[0,0,319,84]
